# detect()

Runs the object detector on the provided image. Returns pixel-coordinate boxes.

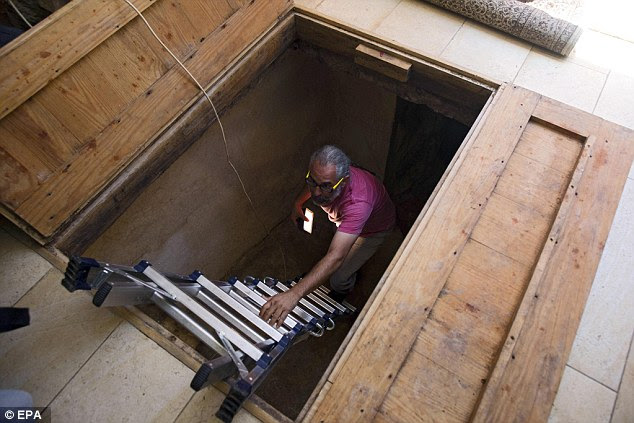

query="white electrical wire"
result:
[7,0,32,28]
[122,0,287,279]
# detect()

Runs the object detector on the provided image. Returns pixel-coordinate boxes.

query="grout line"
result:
[512,46,533,85]
[369,0,404,32]
[591,69,610,114]
[609,327,634,422]
[12,267,58,307]
[439,19,465,57]
[171,391,197,423]
[565,363,619,393]
[45,320,123,409]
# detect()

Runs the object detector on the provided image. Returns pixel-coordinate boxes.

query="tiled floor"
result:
[298,0,634,421]
[0,221,258,423]
[1,1,633,422]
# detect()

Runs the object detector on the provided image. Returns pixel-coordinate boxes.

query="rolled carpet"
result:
[422,0,582,56]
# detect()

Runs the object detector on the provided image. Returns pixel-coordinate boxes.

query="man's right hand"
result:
[291,202,308,223]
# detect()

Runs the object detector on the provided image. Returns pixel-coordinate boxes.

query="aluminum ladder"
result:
[61,256,355,422]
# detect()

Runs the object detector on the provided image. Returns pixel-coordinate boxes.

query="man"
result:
[260,145,396,328]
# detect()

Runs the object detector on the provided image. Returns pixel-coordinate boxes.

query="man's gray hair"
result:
[310,145,351,179]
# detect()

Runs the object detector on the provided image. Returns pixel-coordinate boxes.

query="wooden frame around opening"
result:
[43,7,498,422]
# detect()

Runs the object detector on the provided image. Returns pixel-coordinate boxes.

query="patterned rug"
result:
[423,0,582,55]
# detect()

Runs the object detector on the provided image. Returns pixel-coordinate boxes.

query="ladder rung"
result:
[195,275,284,342]
[289,281,335,314]
[196,290,268,343]
[275,282,326,317]
[256,282,315,324]
[141,265,266,362]
[231,281,299,330]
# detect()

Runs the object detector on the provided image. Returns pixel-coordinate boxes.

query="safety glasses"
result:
[305,170,344,193]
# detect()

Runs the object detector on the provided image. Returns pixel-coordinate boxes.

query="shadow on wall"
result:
[384,98,470,235]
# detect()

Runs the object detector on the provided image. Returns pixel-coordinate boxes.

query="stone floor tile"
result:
[316,0,400,32]
[440,20,531,82]
[594,71,634,130]
[0,229,52,307]
[175,389,261,423]
[0,268,122,406]
[612,335,634,422]
[294,0,323,9]
[569,30,634,77]
[549,366,616,423]
[50,322,194,423]
[513,49,607,113]
[373,0,464,57]
[568,179,634,389]
[574,0,634,43]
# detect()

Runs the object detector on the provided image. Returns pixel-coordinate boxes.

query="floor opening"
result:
[83,34,486,420]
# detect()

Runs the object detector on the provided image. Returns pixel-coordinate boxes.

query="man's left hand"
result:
[259,289,301,328]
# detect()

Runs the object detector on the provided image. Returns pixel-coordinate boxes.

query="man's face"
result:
[308,163,345,206]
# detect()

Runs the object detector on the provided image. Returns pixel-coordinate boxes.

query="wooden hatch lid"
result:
[305,84,634,422]
[0,0,291,242]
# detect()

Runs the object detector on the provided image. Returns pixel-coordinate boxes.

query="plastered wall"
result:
[85,47,396,277]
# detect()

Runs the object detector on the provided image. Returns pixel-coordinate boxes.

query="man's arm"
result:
[259,231,358,328]
[291,185,312,223]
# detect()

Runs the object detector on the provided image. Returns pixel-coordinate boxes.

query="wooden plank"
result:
[380,350,475,423]
[413,293,504,383]
[177,0,236,44]
[308,86,540,422]
[514,120,583,174]
[495,151,571,218]
[443,239,532,323]
[0,96,83,208]
[34,53,132,145]
[141,0,208,60]
[0,0,156,120]
[532,96,600,138]
[354,44,411,82]
[472,118,634,421]
[54,14,296,253]
[0,149,37,211]
[13,0,293,238]
[471,193,555,267]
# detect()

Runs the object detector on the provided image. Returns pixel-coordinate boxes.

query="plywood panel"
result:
[13,0,292,237]
[0,97,77,174]
[178,0,236,43]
